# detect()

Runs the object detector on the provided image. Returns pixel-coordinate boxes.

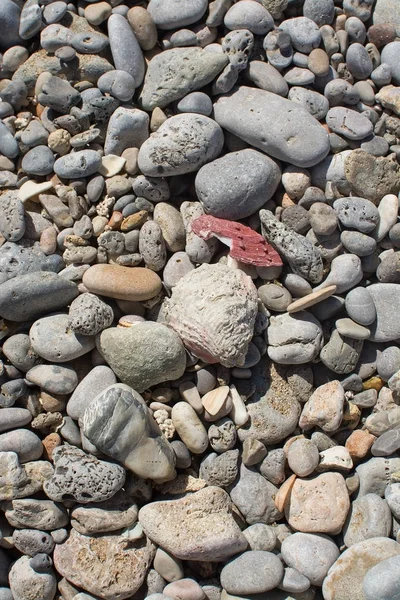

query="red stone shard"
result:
[191,215,283,267]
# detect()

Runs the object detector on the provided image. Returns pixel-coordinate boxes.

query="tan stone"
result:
[345,429,376,459]
[308,48,330,76]
[83,264,162,301]
[138,487,248,561]
[127,6,158,51]
[42,433,62,462]
[376,85,400,116]
[287,285,337,313]
[285,473,350,534]
[84,1,112,25]
[202,386,230,416]
[121,210,148,232]
[179,381,203,413]
[121,147,139,176]
[299,380,344,432]
[171,402,208,454]
[19,180,53,203]
[155,474,207,495]
[275,474,297,513]
[53,529,155,600]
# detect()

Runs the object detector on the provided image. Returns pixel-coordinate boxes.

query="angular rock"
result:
[82,384,176,482]
[138,486,248,561]
[344,150,400,205]
[68,293,114,336]
[213,86,330,168]
[54,529,155,600]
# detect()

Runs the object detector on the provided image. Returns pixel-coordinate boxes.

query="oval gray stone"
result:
[138,114,224,177]
[147,0,207,29]
[66,365,117,421]
[107,14,144,87]
[363,554,400,600]
[29,313,95,363]
[54,150,101,179]
[26,364,78,395]
[343,494,392,547]
[367,283,400,342]
[333,197,379,233]
[213,86,330,168]
[326,107,373,141]
[220,551,284,595]
[195,149,280,220]
[281,532,339,586]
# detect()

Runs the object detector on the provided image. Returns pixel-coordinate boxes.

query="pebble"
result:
[148,0,207,30]
[107,14,144,87]
[0,429,42,463]
[83,264,162,301]
[26,364,78,395]
[363,554,400,600]
[343,493,392,547]
[220,551,283,595]
[281,532,339,586]
[54,150,101,179]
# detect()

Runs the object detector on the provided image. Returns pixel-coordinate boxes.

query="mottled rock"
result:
[343,493,392,547]
[0,191,25,242]
[68,293,114,336]
[229,463,282,525]
[281,532,339,586]
[267,311,323,365]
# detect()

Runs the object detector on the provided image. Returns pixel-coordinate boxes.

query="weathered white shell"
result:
[163,263,258,367]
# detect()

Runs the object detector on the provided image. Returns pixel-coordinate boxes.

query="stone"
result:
[70,491,138,536]
[0,191,25,242]
[0,408,32,433]
[67,293,113,336]
[368,284,400,342]
[344,150,400,205]
[230,463,282,525]
[213,86,329,168]
[43,445,125,504]
[177,92,213,116]
[82,384,176,482]
[356,457,400,497]
[171,402,208,454]
[5,499,69,530]
[127,7,158,50]
[200,451,239,487]
[267,311,323,365]
[66,366,116,421]
[0,0,23,51]
[140,47,227,110]
[0,452,30,501]
[299,381,344,432]
[26,364,78,395]
[281,532,339,586]
[54,150,101,179]
[285,473,350,534]
[0,429,42,463]
[345,287,376,326]
[287,439,319,477]
[333,197,379,234]
[13,530,55,556]
[54,529,155,600]
[83,264,162,301]
[280,16,321,53]
[260,210,323,284]
[163,579,206,600]
[153,548,184,583]
[98,322,186,392]
[363,554,400,600]
[243,524,276,552]
[343,493,392,547]
[323,538,400,600]
[195,149,280,220]
[371,429,400,457]
[108,14,145,87]
[147,0,207,29]
[0,242,63,284]
[220,551,283,595]
[9,555,56,600]
[138,114,224,177]
[138,486,248,561]
[29,313,95,363]
[104,107,149,156]
[0,271,78,322]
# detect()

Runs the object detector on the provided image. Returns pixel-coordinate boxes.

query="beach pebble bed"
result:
[0,0,400,599]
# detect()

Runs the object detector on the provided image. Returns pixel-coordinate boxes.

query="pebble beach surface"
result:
[1,0,400,599]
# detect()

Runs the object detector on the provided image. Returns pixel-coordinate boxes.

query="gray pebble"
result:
[326,107,373,140]
[280,16,321,54]
[281,532,339,586]
[71,31,109,54]
[13,530,55,556]
[220,550,283,595]
[0,121,19,159]
[377,346,400,381]
[368,284,400,342]
[43,1,67,24]
[19,0,42,40]
[21,145,54,177]
[66,365,116,421]
[320,329,363,374]
[363,555,400,600]
[199,450,239,487]
[0,429,42,463]
[246,60,288,97]
[340,230,376,256]
[0,379,26,408]
[279,567,311,594]
[0,408,32,433]
[0,191,25,242]
[356,456,400,497]
[371,429,400,457]
[54,150,101,179]
[26,364,78,395]
[0,0,24,51]
[38,76,81,113]
[98,70,136,102]
[30,312,95,363]
[224,1,274,35]
[377,252,400,283]
[381,42,400,85]
[346,42,373,79]
[343,493,392,546]
[163,252,195,289]
[195,149,280,220]
[177,92,213,116]
[267,311,323,365]
[108,14,145,87]
[303,0,334,26]
[258,283,292,312]
[243,523,277,552]
[282,273,312,298]
[139,220,167,272]
[20,120,49,147]
[287,438,320,477]
[147,0,207,29]
[230,463,282,525]
[132,175,170,203]
[345,286,376,326]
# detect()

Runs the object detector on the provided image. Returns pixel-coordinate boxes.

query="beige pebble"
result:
[242,438,268,466]
[83,264,162,301]
[179,381,203,414]
[98,154,126,177]
[171,402,208,454]
[228,384,249,427]
[19,180,53,202]
[274,474,297,513]
[127,6,158,51]
[121,147,139,176]
[121,210,148,232]
[163,578,206,600]
[39,227,57,255]
[318,446,353,471]
[287,285,337,313]
[285,473,350,534]
[92,215,108,236]
[153,547,184,583]
[150,106,167,132]
[308,48,330,76]
[48,129,71,156]
[299,380,345,432]
[84,1,112,25]
[201,385,230,416]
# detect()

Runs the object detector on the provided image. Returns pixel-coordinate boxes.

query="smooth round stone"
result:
[281,532,339,586]
[21,146,54,177]
[220,551,283,595]
[163,252,195,289]
[346,42,373,79]
[345,287,376,326]
[98,71,136,102]
[303,0,334,25]
[195,149,280,220]
[177,92,213,116]
[0,429,42,463]
[43,1,67,23]
[334,197,379,234]
[29,313,95,363]
[381,42,400,86]
[326,107,373,140]
[368,284,400,342]
[99,323,186,393]
[343,493,392,547]
[258,284,292,312]
[323,538,400,600]
[138,114,224,177]
[335,317,370,340]
[0,121,19,159]
[71,31,109,54]
[284,67,314,86]
[108,14,145,87]
[287,438,319,477]
[9,556,56,600]
[26,364,78,395]
[0,0,23,51]
[282,274,312,298]
[127,6,157,50]
[280,17,321,54]
[163,579,205,600]
[364,555,400,600]
[0,408,32,433]
[153,548,184,583]
[54,150,101,179]
[288,87,329,121]
[377,346,400,381]
[147,0,207,30]
[213,86,329,168]
[246,60,288,97]
[224,1,273,35]
[83,264,162,301]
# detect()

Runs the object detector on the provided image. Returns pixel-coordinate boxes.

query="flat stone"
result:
[287,285,337,313]
[323,538,400,600]
[344,150,400,205]
[285,473,350,534]
[0,429,43,463]
[54,529,155,600]
[335,318,370,340]
[83,264,162,301]
[54,150,101,179]
[0,242,63,284]
[5,499,69,530]
[147,0,207,29]
[26,364,78,395]
[333,197,379,233]
[140,47,227,110]
[138,486,248,561]
[345,287,376,326]
[82,384,176,482]
[0,272,78,321]
[29,313,95,363]
[98,323,186,392]
[104,107,149,156]
[213,86,329,168]
[138,113,224,177]
[70,490,138,535]
[0,408,32,433]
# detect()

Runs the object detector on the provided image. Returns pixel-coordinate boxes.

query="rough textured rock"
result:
[344,150,400,204]
[67,293,114,336]
[164,263,258,367]
[53,529,155,600]
[43,445,125,504]
[138,486,248,561]
[82,384,176,482]
[0,191,25,242]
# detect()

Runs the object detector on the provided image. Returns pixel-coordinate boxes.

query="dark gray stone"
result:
[13,530,55,556]
[38,76,81,114]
